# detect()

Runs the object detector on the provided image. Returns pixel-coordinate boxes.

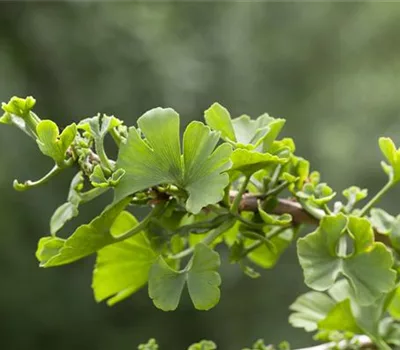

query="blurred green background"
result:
[1,2,400,349]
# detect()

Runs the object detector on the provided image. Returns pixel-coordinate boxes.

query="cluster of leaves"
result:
[137,338,290,350]
[2,96,400,349]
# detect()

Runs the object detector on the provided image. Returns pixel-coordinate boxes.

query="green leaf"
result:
[92,228,158,306]
[187,243,221,310]
[204,103,285,151]
[388,217,400,251]
[379,137,400,183]
[297,183,336,206]
[50,172,84,236]
[0,96,40,138]
[188,340,217,350]
[36,120,76,166]
[388,285,400,320]
[329,279,387,342]
[204,102,236,141]
[289,291,336,332]
[90,165,125,188]
[369,208,395,234]
[149,243,221,311]
[248,229,293,269]
[50,202,79,235]
[114,108,232,214]
[138,339,159,350]
[35,236,65,264]
[342,186,368,213]
[258,206,292,225]
[37,198,131,267]
[79,114,122,140]
[297,214,396,305]
[318,299,361,334]
[148,256,186,311]
[229,149,289,177]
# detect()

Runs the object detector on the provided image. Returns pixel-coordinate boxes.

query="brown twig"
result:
[230,191,391,246]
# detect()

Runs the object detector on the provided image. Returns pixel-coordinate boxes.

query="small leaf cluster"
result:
[2,96,400,349]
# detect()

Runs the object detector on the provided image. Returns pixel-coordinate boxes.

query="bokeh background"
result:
[1,2,400,349]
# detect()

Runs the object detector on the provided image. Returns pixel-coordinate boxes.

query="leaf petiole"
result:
[230,176,250,214]
[113,201,168,241]
[359,181,393,216]
[168,219,236,260]
[13,164,63,191]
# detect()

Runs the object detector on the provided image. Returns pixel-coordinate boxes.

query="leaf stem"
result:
[230,176,250,214]
[359,181,393,216]
[113,202,167,241]
[79,187,109,203]
[95,138,113,174]
[169,219,236,260]
[298,198,325,220]
[265,180,289,197]
[13,164,63,191]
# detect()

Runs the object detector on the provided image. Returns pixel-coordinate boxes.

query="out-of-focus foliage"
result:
[1,2,400,350]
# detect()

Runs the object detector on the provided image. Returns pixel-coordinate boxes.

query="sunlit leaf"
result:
[188,340,217,350]
[93,224,158,306]
[36,120,76,166]
[204,103,285,151]
[37,198,131,267]
[379,137,400,183]
[229,148,289,177]
[0,96,39,138]
[114,108,232,214]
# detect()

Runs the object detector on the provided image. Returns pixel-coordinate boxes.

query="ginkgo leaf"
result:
[297,214,396,305]
[148,243,221,311]
[36,120,76,166]
[187,340,217,350]
[289,291,335,332]
[187,243,221,310]
[37,197,131,267]
[328,279,387,341]
[92,228,158,306]
[246,229,293,269]
[114,108,232,214]
[204,103,236,141]
[148,256,186,311]
[79,114,122,140]
[229,148,289,177]
[204,102,285,151]
[0,96,40,138]
[379,137,400,183]
[318,299,361,334]
[258,206,292,225]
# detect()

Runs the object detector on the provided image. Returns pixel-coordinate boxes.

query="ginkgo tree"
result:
[2,96,400,350]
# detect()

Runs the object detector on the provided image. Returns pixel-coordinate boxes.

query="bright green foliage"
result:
[114,108,232,214]
[204,102,285,151]
[138,339,159,350]
[258,206,292,225]
[36,120,76,166]
[37,198,131,266]
[93,230,157,306]
[187,340,217,350]
[379,137,400,184]
[229,148,289,177]
[297,214,396,305]
[4,96,400,349]
[149,243,221,311]
[0,96,39,138]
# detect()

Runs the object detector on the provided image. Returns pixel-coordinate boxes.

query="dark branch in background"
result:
[230,192,391,247]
